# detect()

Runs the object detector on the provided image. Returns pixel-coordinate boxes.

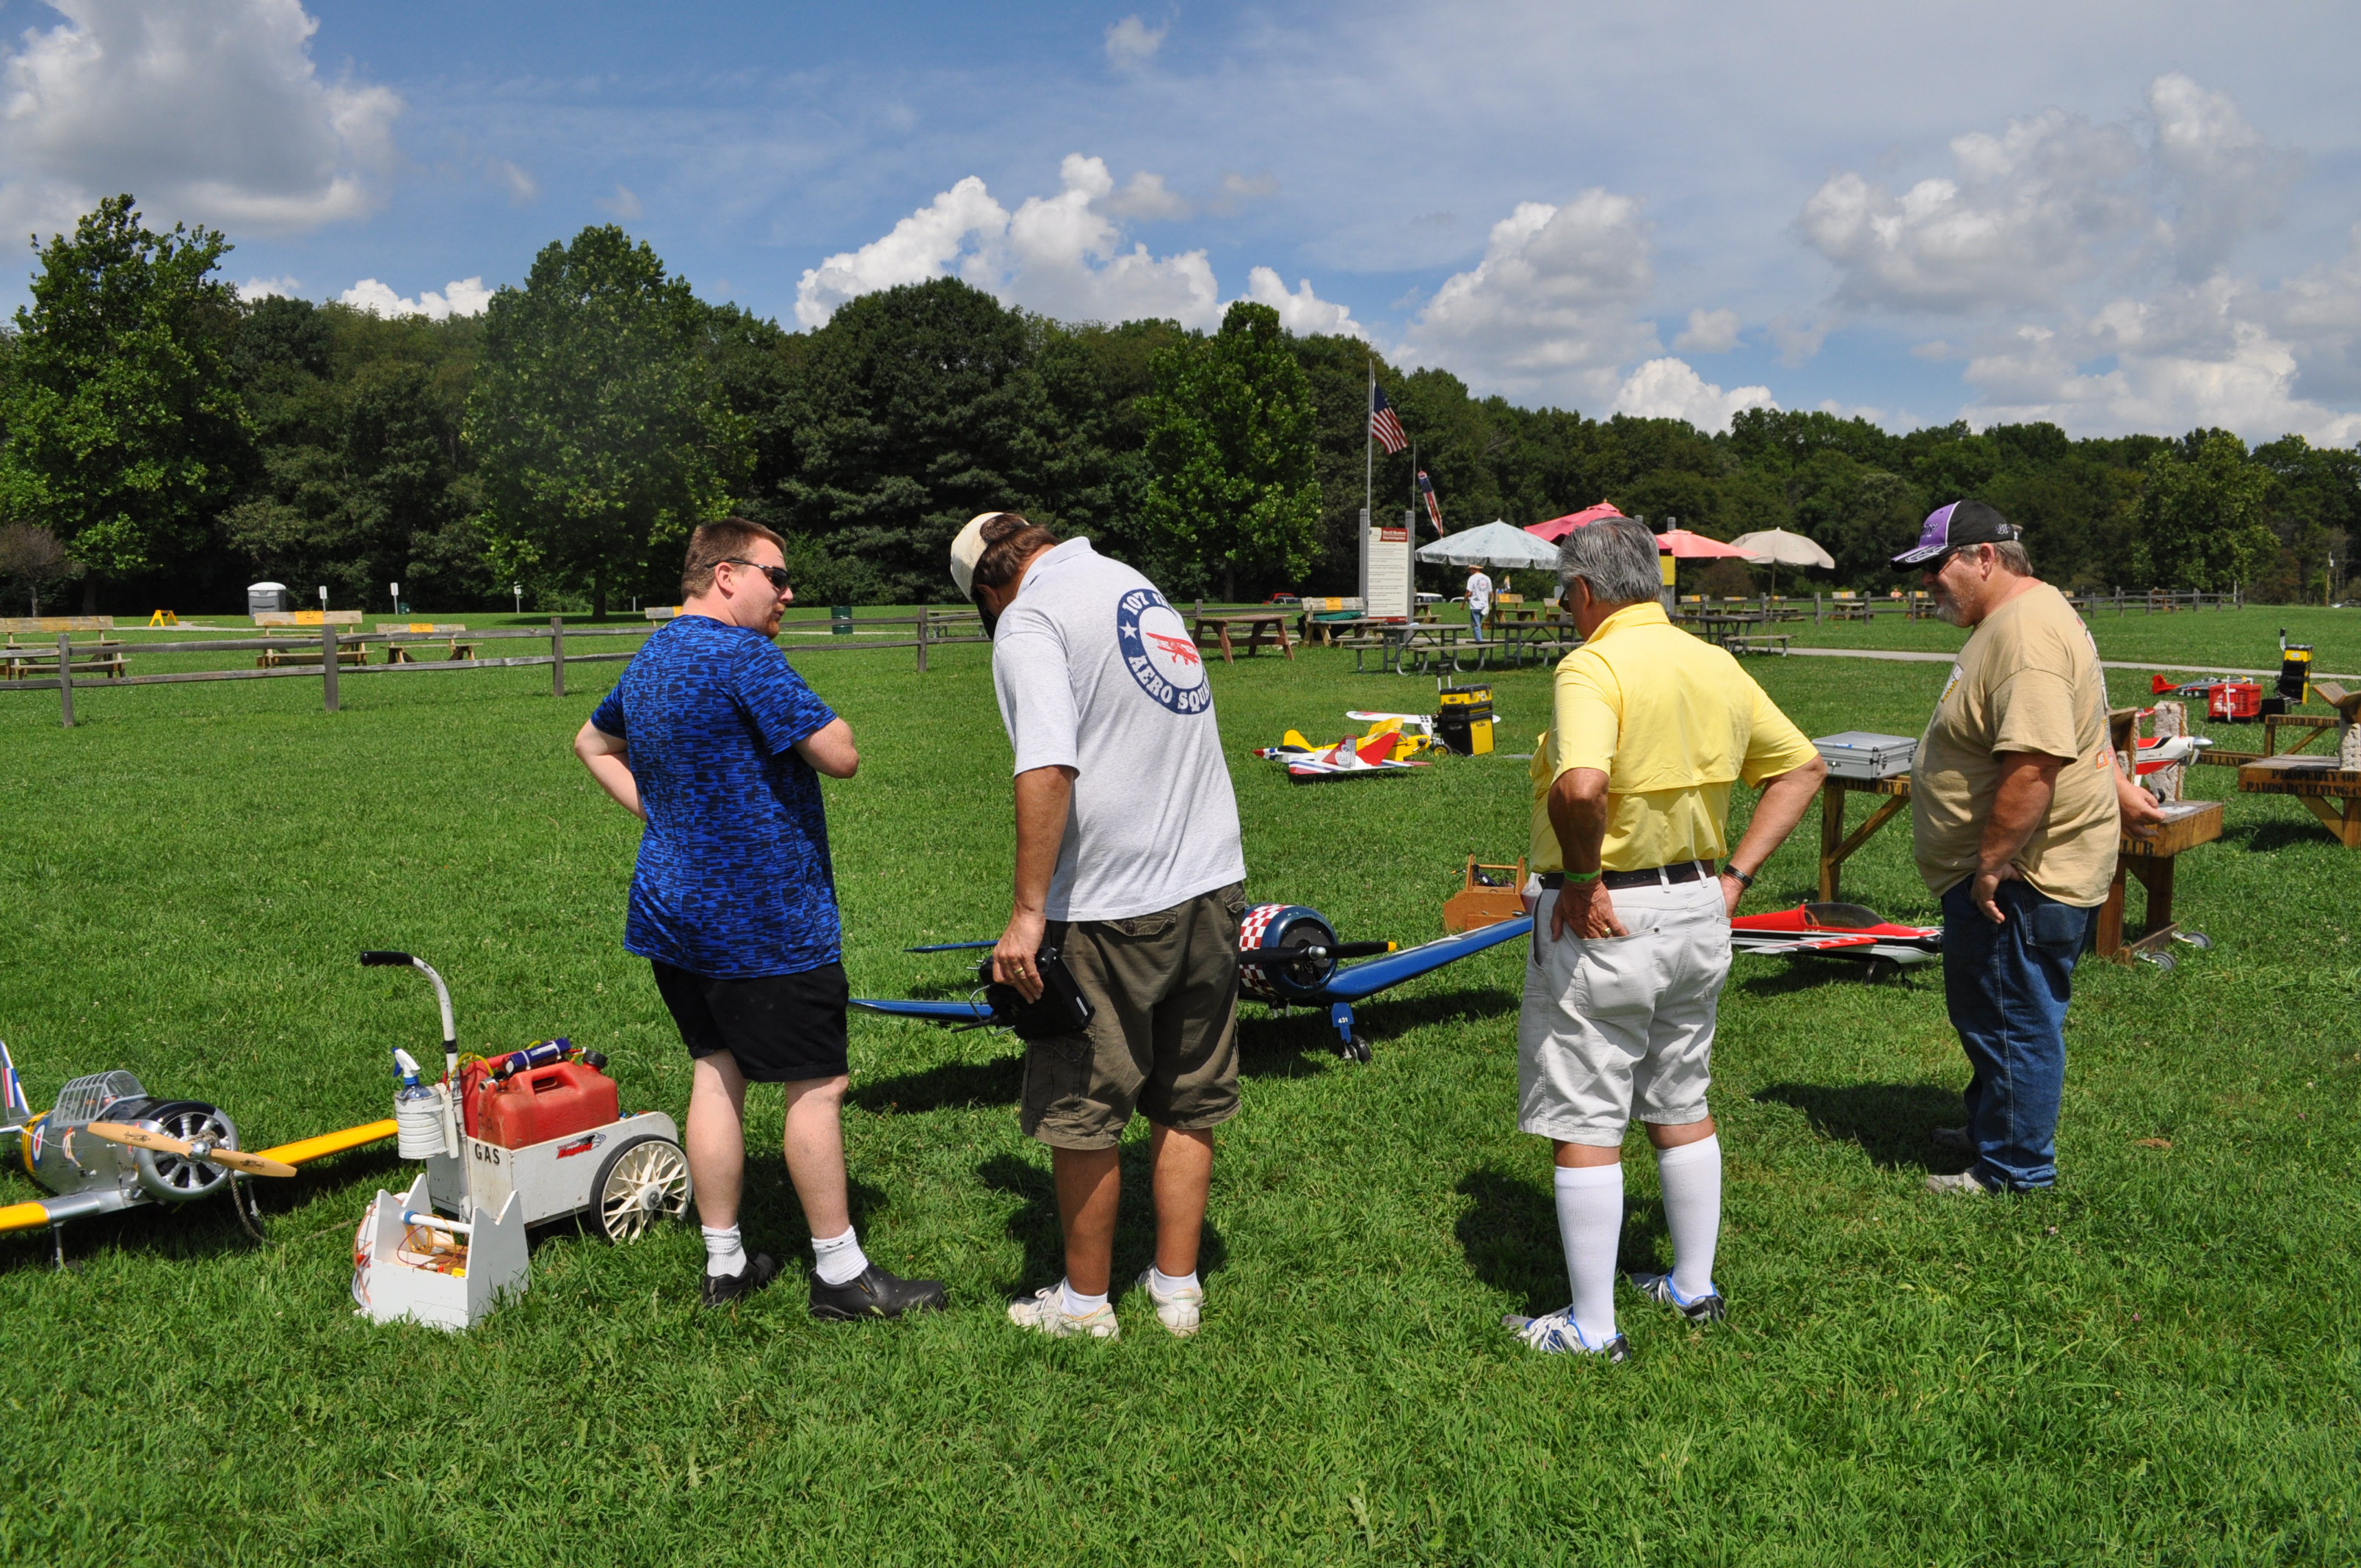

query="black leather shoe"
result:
[700,1252,780,1309]
[810,1263,949,1321]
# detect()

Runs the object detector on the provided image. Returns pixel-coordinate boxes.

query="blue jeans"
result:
[1469,611,1487,642]
[1939,877,2095,1191]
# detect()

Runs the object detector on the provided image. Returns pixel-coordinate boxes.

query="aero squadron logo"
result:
[1116,587,1211,715]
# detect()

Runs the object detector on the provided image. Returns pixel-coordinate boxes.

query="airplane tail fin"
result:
[0,1040,26,1123]
[1357,733,1399,766]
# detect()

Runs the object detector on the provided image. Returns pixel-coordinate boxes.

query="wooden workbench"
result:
[1816,772,1915,902]
[2095,798,2223,965]
[2238,753,2361,846]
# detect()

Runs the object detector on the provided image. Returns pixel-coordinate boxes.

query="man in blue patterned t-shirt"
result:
[576,518,944,1318]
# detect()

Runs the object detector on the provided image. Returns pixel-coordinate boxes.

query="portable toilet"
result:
[248,581,288,614]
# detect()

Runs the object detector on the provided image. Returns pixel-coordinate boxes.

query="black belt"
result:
[1540,860,1716,891]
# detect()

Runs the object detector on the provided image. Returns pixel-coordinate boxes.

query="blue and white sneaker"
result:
[1628,1272,1727,1324]
[1502,1307,1632,1361]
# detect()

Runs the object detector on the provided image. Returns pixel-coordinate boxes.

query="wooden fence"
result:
[3,610,989,728]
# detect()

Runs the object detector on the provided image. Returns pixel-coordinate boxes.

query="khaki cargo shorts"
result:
[1020,882,1246,1150]
[1518,876,1730,1145]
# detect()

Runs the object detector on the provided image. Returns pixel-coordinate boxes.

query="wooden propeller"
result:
[84,1122,297,1178]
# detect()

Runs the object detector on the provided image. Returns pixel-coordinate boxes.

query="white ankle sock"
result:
[1553,1163,1624,1347]
[1149,1266,1200,1297]
[1060,1277,1109,1317]
[810,1226,868,1287]
[700,1223,747,1280]
[1656,1136,1722,1301]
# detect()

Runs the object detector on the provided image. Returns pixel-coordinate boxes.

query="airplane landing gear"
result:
[1329,1003,1372,1064]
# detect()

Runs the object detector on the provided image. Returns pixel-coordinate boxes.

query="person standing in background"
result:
[1467,566,1493,642]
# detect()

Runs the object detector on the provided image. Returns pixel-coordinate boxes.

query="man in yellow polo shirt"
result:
[1504,517,1827,1361]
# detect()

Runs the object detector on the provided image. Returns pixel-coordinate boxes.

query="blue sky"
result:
[5,0,2360,442]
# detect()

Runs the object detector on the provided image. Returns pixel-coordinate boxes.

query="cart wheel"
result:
[2138,949,2176,973]
[2174,931,2213,951]
[594,1136,692,1243]
[1341,1033,1373,1064]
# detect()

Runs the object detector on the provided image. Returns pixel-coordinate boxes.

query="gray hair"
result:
[1559,517,1663,606]
[1994,540,2034,576]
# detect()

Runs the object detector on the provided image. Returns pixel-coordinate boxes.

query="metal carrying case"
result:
[1813,730,1917,780]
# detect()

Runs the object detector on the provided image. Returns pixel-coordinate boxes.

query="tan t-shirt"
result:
[1911,581,2119,906]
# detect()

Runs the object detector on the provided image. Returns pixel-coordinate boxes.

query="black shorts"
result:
[650,960,851,1084]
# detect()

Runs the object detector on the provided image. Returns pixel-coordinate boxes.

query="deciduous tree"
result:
[464,227,746,617]
[0,195,246,606]
[2136,429,2276,591]
[1140,301,1321,599]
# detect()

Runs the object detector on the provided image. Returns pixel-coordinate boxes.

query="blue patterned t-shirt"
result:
[590,614,841,979]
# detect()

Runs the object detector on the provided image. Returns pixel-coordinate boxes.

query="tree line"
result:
[0,195,2353,617]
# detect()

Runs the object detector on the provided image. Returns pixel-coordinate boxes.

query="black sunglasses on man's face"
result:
[720,558,793,592]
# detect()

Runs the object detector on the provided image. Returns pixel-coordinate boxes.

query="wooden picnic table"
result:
[1,637,127,680]
[1692,613,1769,648]
[257,639,368,669]
[1816,771,1915,902]
[2096,798,2223,965]
[382,634,479,664]
[1191,611,1294,664]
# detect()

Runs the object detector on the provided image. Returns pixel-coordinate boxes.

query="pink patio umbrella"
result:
[1524,502,1626,542]
[1654,528,1757,559]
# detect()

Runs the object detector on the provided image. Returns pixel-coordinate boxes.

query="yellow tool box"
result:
[1435,683,1494,755]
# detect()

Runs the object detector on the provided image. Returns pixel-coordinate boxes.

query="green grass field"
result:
[0,620,2355,1564]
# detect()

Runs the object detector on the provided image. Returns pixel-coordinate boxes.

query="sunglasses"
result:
[719,558,793,592]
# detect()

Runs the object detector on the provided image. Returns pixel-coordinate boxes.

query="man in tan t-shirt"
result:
[1896,501,2162,1196]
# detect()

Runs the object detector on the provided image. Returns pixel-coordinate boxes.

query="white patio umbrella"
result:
[1727,529,1835,594]
[1414,520,1562,570]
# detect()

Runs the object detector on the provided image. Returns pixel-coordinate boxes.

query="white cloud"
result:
[490,159,538,206]
[0,0,399,240]
[341,276,491,321]
[1101,170,1187,220]
[1211,171,1280,214]
[2148,73,2300,279]
[597,183,643,220]
[792,154,1357,335]
[1611,357,1776,432]
[1396,191,1659,404]
[239,274,300,299]
[1104,15,1167,70]
[1672,307,1740,353]
[1243,267,1365,339]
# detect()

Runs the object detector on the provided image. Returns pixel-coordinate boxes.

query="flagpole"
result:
[1364,362,1374,533]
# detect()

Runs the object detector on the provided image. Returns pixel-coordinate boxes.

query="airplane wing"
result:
[255,1119,399,1166]
[1730,932,1881,955]
[849,998,995,1023]
[1317,915,1533,1002]
[0,1190,128,1233]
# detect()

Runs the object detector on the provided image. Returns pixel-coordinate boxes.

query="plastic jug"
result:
[475,1061,620,1150]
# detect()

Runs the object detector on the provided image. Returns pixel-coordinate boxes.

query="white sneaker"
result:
[1007,1283,1120,1340]
[1926,1170,1992,1196]
[1501,1306,1631,1362]
[1135,1269,1203,1337]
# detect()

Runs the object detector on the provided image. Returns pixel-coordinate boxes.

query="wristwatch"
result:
[1724,863,1755,889]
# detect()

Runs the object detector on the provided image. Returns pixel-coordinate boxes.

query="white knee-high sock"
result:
[1553,1163,1624,1346]
[1655,1136,1722,1301]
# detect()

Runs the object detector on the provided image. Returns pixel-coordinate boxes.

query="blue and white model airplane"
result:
[852,901,1534,1062]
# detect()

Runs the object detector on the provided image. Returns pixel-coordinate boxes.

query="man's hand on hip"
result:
[993,908,1048,1002]
[1970,860,2022,924]
[1718,871,1747,920]
[1549,879,1629,940]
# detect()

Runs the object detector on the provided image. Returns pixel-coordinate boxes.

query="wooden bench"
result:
[1730,634,1791,656]
[1,636,127,680]
[257,640,368,669]
[379,625,478,664]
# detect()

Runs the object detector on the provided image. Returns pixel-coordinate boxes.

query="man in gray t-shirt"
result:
[952,512,1247,1342]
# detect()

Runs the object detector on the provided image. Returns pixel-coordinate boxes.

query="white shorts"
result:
[1517,876,1731,1145]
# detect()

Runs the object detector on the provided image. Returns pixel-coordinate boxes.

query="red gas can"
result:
[474,1061,620,1150]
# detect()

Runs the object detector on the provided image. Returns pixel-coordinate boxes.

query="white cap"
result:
[949,512,998,598]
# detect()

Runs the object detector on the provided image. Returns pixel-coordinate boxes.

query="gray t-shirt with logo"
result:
[990,538,1247,922]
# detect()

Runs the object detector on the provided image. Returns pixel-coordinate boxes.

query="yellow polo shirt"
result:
[1528,602,1820,874]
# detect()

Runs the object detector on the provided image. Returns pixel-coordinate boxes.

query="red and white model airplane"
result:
[1727,902,1943,968]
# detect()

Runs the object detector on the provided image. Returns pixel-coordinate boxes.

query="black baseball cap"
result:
[1892,500,2020,567]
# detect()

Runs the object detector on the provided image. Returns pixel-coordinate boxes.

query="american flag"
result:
[1369,383,1408,454]
[1416,470,1445,534]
